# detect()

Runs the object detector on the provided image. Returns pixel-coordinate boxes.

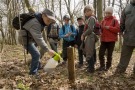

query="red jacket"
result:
[100,16,120,42]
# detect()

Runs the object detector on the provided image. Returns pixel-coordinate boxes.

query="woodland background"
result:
[0,0,135,90]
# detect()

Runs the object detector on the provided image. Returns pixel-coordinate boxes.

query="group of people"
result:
[18,0,135,76]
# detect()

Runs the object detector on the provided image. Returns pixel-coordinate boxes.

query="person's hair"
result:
[84,4,94,13]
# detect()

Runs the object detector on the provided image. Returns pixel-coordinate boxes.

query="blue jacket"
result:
[59,24,77,42]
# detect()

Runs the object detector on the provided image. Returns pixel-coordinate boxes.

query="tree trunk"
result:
[108,0,111,6]
[112,0,115,7]
[93,0,97,16]
[24,0,35,13]
[84,0,86,5]
[103,0,106,11]
[97,0,103,22]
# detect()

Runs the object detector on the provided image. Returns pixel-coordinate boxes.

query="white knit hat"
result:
[105,6,113,13]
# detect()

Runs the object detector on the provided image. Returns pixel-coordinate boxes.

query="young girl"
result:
[98,6,120,71]
[81,5,97,73]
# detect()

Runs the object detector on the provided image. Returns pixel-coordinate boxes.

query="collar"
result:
[104,16,114,20]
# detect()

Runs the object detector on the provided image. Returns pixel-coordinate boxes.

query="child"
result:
[59,15,77,64]
[75,17,85,68]
[81,5,97,73]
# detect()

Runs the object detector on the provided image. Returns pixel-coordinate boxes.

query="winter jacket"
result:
[75,25,84,46]
[120,4,135,46]
[18,17,49,57]
[59,24,77,42]
[100,16,120,42]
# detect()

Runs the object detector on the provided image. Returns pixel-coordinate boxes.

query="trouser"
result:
[87,49,96,70]
[50,42,57,52]
[99,42,115,69]
[116,44,135,73]
[78,47,84,64]
[62,40,75,61]
[24,43,40,75]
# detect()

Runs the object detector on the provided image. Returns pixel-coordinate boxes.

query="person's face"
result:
[64,18,70,24]
[42,14,54,25]
[84,9,93,17]
[77,19,84,26]
[105,12,112,17]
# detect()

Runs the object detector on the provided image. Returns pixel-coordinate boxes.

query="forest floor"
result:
[0,45,135,90]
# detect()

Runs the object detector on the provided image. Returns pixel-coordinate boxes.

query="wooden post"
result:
[67,47,75,84]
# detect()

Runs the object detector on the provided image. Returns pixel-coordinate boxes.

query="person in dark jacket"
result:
[115,0,135,74]
[75,17,85,68]
[18,9,55,75]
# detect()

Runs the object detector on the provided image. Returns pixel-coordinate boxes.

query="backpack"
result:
[12,13,45,30]
[47,23,59,39]
[91,16,101,35]
[12,13,35,30]
[12,13,44,54]
[62,25,74,34]
[83,16,101,35]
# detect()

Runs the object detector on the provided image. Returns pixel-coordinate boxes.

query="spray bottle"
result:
[44,52,62,73]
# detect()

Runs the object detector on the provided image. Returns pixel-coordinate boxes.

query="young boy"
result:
[59,15,77,64]
[75,17,85,68]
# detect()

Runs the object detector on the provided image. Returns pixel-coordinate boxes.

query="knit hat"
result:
[105,6,113,13]
[42,9,56,21]
[77,16,83,21]
[84,4,94,13]
[63,15,70,20]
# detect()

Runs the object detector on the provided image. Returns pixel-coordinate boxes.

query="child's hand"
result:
[68,32,72,36]
[65,33,70,37]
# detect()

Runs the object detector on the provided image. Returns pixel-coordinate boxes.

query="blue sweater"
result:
[59,24,77,42]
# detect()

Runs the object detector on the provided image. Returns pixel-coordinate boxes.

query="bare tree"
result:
[112,0,115,7]
[108,0,111,6]
[64,0,74,24]
[24,0,35,13]
[97,0,103,22]
[93,0,97,15]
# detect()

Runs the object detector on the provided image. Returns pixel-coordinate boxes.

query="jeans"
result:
[24,43,40,75]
